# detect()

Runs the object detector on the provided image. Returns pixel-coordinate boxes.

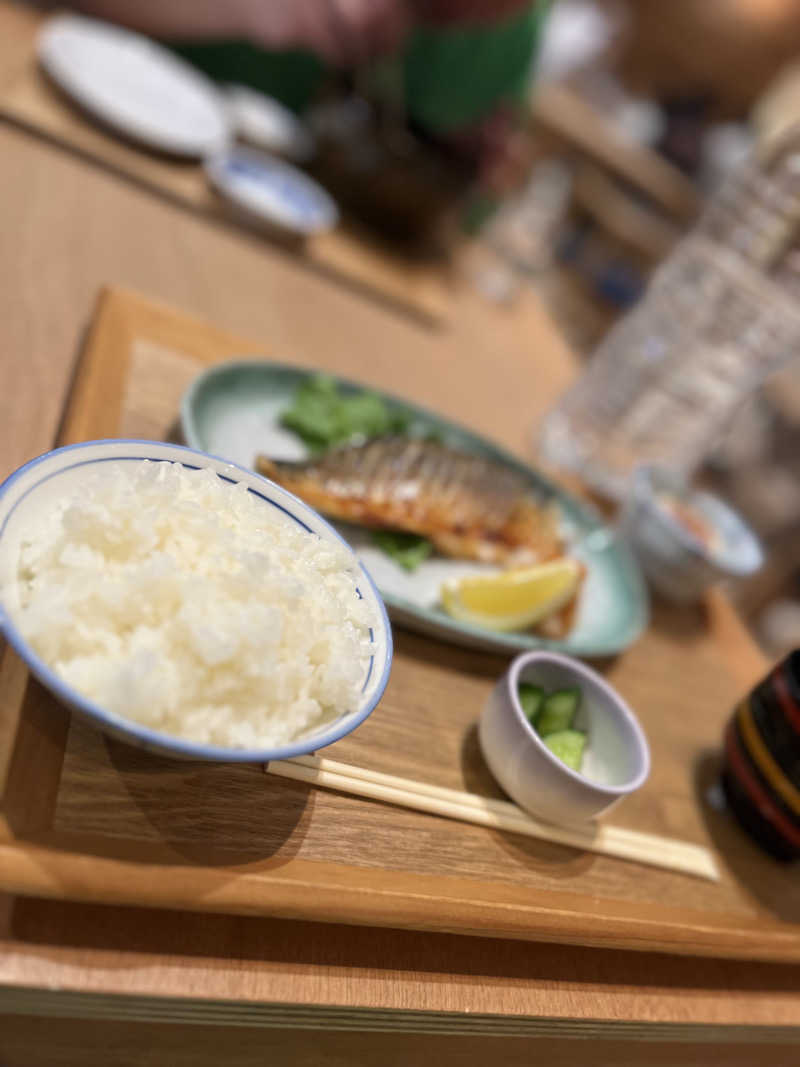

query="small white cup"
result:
[479,651,650,824]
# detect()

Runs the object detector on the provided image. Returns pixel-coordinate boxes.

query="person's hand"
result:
[246,0,412,66]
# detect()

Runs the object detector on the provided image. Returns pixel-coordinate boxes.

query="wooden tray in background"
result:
[2,287,800,964]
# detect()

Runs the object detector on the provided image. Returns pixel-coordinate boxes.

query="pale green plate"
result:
[181,361,648,658]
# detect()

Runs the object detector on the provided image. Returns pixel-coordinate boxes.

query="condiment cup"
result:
[479,651,650,824]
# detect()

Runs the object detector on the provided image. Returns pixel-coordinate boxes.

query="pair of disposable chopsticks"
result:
[265,754,719,881]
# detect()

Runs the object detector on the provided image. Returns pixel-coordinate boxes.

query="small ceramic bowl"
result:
[205,146,338,237]
[0,440,392,762]
[225,85,315,162]
[619,466,763,604]
[479,651,650,824]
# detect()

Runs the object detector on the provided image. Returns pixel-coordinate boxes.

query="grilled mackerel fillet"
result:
[257,437,563,564]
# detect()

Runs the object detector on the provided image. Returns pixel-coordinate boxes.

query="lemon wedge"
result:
[440,559,583,632]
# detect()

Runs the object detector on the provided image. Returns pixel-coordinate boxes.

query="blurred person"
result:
[67,0,551,205]
[67,0,415,69]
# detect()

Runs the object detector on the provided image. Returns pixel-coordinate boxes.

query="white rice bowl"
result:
[6,459,378,749]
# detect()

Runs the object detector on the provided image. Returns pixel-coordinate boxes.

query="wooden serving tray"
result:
[2,287,800,963]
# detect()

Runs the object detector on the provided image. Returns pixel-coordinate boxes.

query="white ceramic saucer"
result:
[38,13,229,158]
[206,146,338,235]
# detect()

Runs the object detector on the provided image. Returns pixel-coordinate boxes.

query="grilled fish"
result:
[257,437,563,564]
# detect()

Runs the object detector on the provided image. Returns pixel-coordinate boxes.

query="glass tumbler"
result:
[539,128,800,500]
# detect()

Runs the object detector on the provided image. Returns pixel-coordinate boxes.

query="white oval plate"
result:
[37,14,229,158]
[182,362,650,658]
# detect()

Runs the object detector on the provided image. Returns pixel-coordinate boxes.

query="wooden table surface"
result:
[1,118,799,1065]
[0,1,452,325]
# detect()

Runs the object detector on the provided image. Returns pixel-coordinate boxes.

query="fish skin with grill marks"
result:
[256,437,564,565]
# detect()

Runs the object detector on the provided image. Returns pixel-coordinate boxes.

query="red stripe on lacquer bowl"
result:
[725,722,800,849]
[771,667,800,735]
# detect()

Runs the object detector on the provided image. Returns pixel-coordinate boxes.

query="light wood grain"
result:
[530,82,700,223]
[0,2,450,323]
[0,122,577,486]
[0,1,38,94]
[0,655,69,840]
[2,1014,799,1067]
[2,287,798,963]
[0,100,797,1040]
[572,162,680,262]
[3,895,800,1035]
[0,645,30,837]
[269,754,720,879]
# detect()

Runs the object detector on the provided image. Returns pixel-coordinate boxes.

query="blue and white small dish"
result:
[619,465,763,604]
[0,439,391,762]
[206,146,338,235]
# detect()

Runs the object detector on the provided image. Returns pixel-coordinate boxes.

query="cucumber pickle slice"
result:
[535,687,580,736]
[543,729,587,771]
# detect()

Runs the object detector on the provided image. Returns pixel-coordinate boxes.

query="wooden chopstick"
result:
[266,754,719,881]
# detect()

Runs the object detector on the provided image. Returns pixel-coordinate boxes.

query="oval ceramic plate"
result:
[206,147,338,235]
[37,14,229,158]
[181,362,649,657]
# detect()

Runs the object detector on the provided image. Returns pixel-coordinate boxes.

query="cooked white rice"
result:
[11,461,376,748]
